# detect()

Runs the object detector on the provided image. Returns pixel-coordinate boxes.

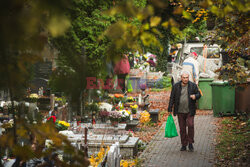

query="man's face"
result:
[181,73,189,84]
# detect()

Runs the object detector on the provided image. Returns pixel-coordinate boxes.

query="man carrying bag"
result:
[165,114,178,138]
[168,70,201,152]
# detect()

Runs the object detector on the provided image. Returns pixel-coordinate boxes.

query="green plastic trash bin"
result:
[211,81,235,117]
[198,78,214,110]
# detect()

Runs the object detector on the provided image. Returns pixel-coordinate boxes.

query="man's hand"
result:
[190,94,196,100]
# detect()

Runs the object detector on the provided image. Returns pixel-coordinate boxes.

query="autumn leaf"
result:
[173,7,183,14]
[161,21,169,28]
[150,16,161,27]
[182,10,193,20]
[48,15,70,37]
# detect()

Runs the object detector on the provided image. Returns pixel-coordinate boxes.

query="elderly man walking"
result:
[168,71,201,151]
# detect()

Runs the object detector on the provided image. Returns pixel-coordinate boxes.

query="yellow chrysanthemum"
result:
[139,111,151,124]
[126,110,131,115]
[29,93,38,98]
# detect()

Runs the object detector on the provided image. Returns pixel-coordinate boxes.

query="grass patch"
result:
[215,117,250,166]
[150,87,171,92]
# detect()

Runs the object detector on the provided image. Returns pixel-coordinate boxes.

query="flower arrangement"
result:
[29,93,38,98]
[120,159,137,167]
[109,111,122,126]
[55,120,70,131]
[134,64,140,69]
[1,119,14,130]
[128,129,134,137]
[89,146,110,167]
[99,110,110,117]
[143,62,149,67]
[135,54,140,58]
[55,96,67,105]
[147,59,156,67]
[99,110,110,122]
[118,110,131,122]
[113,102,124,111]
[127,96,135,102]
[109,111,122,121]
[139,83,147,90]
[28,93,39,103]
[148,54,156,59]
[130,104,138,114]
[86,103,100,112]
[139,110,151,125]
[112,94,125,104]
[114,94,124,98]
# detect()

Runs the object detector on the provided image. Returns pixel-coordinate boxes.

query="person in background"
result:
[114,54,130,93]
[128,53,134,68]
[182,52,200,85]
[105,59,114,92]
[168,70,201,152]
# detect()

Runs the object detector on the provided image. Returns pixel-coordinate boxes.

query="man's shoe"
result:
[188,144,194,152]
[180,146,187,151]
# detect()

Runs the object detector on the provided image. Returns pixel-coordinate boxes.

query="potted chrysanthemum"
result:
[109,111,122,127]
[130,104,138,114]
[55,120,70,131]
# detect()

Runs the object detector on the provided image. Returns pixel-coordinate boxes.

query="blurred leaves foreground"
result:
[0,0,89,166]
[0,118,90,167]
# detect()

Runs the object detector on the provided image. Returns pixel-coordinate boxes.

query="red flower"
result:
[47,116,56,123]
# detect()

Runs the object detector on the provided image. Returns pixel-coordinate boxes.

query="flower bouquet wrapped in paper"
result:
[55,120,70,131]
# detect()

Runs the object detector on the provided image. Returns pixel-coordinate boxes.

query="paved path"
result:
[140,114,216,167]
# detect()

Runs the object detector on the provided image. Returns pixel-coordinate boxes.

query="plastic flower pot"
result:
[132,108,137,114]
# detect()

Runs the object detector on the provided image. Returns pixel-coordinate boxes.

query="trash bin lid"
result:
[199,78,214,82]
[210,80,229,86]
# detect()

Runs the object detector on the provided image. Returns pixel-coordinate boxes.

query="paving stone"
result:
[140,114,216,167]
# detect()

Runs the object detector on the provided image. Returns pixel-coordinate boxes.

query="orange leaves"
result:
[89,146,110,167]
[120,159,137,167]
[192,8,208,23]
[17,126,28,138]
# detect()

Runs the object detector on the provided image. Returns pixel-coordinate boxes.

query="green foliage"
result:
[202,0,249,83]
[49,0,114,114]
[55,96,67,105]
[49,0,148,114]
[104,0,164,58]
[154,77,172,89]
[215,118,249,166]
[0,1,74,165]
[173,20,208,43]
[85,102,99,112]
[219,63,248,85]
[0,0,70,99]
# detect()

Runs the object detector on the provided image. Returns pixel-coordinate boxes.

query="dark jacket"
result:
[168,81,201,116]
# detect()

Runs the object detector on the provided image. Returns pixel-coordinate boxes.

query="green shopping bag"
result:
[127,78,133,93]
[125,75,133,93]
[165,114,178,138]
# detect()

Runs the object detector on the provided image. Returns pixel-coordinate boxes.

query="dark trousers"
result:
[117,74,127,93]
[177,113,194,146]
